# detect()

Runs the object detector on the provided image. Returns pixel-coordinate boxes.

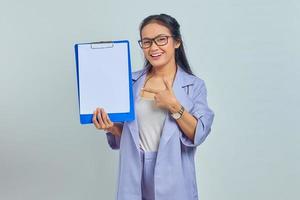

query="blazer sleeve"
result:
[106,132,121,150]
[180,79,215,147]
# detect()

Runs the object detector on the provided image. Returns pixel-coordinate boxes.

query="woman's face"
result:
[140,22,180,69]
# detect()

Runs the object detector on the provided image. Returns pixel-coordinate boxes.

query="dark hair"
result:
[139,14,193,75]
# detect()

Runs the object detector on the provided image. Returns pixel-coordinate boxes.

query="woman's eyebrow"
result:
[142,34,168,40]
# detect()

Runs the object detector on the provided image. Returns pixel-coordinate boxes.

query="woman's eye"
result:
[143,40,151,45]
[157,37,167,43]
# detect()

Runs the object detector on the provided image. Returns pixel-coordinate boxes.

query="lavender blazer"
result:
[106,66,214,200]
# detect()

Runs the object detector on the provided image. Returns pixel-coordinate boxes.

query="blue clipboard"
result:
[74,40,135,124]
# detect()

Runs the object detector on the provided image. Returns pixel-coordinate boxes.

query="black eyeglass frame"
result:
[138,35,175,49]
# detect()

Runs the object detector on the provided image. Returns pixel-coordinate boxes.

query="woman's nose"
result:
[150,41,159,50]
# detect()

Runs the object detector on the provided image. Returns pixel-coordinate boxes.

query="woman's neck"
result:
[150,64,177,79]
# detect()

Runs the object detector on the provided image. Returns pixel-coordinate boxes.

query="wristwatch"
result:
[171,105,185,120]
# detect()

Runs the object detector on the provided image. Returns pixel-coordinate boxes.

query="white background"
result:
[0,0,299,199]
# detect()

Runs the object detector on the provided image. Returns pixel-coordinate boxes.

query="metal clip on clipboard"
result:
[90,41,114,49]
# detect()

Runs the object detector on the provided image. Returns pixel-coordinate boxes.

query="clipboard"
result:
[74,40,135,124]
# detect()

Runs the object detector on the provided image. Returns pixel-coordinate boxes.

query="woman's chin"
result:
[149,60,166,69]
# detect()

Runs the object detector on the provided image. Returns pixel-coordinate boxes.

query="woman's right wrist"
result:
[109,123,123,136]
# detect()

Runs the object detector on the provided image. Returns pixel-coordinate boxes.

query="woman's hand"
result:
[142,78,181,113]
[92,108,122,136]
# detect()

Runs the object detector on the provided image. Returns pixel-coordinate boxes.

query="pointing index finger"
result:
[142,87,161,94]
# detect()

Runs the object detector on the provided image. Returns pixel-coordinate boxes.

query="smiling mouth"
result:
[150,52,163,58]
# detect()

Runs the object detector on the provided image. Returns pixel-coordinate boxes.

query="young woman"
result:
[92,14,214,200]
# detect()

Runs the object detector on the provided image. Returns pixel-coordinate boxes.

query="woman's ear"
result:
[175,39,181,49]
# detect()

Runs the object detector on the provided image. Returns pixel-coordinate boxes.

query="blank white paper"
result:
[77,42,130,115]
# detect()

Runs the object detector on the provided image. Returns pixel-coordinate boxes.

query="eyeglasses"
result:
[138,35,174,49]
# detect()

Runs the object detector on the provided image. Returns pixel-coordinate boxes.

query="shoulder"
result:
[188,74,204,85]
[191,75,205,89]
[191,77,206,100]
[132,68,148,81]
[180,69,205,89]
[181,71,207,98]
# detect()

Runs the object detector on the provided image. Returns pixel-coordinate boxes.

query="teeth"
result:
[151,53,162,57]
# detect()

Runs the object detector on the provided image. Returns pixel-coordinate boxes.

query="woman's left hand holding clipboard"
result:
[92,108,123,136]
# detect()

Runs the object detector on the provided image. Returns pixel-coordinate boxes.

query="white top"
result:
[136,97,167,152]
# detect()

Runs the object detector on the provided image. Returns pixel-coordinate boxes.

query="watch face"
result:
[172,113,181,119]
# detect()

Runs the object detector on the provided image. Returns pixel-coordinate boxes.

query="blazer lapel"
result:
[158,67,194,151]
